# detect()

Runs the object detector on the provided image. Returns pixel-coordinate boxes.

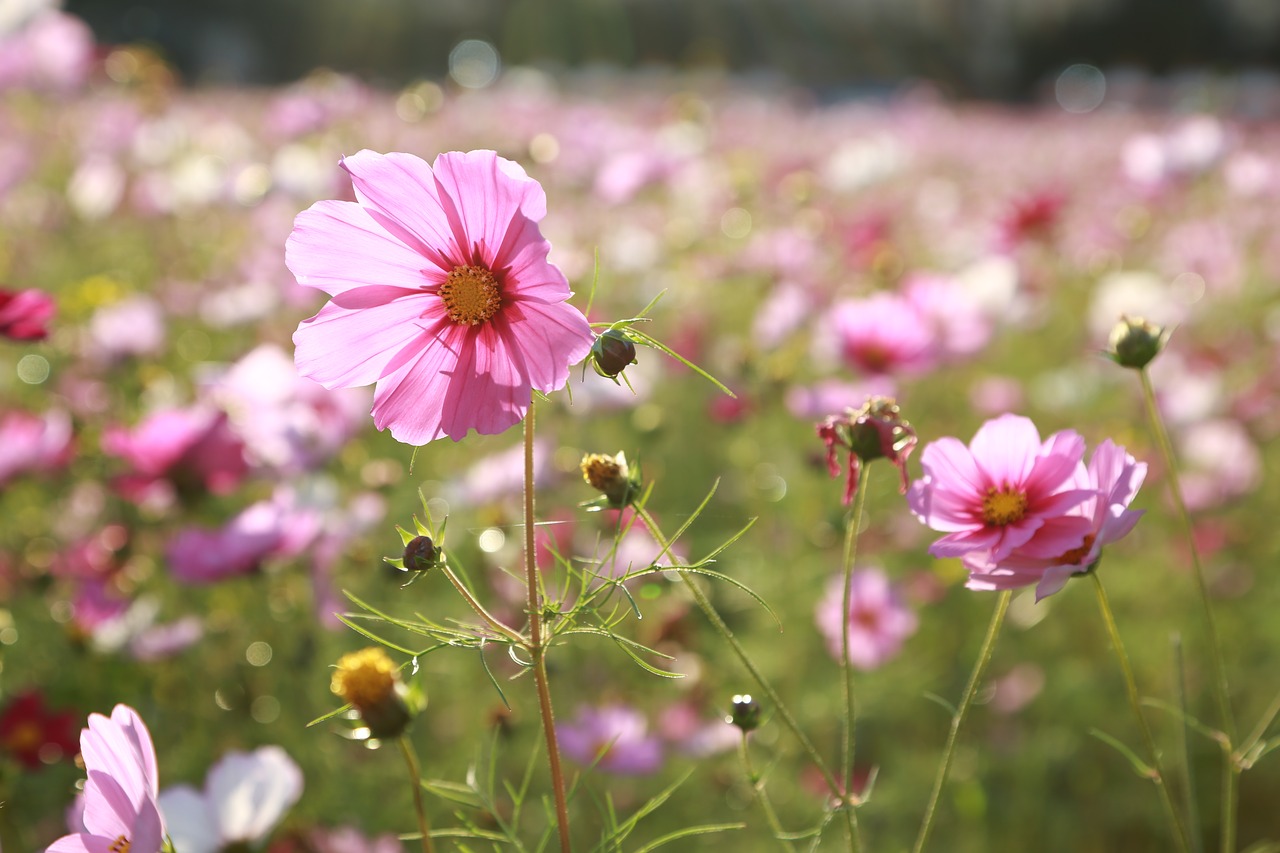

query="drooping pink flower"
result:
[814,568,918,669]
[963,440,1147,600]
[47,705,165,853]
[557,705,664,775]
[907,414,1095,567]
[817,397,917,506]
[0,408,73,486]
[0,286,55,340]
[288,149,594,445]
[102,406,249,503]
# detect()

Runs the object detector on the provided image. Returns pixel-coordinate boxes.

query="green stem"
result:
[1173,633,1204,853]
[523,406,572,853]
[1140,369,1236,852]
[635,506,857,850]
[740,734,797,853]
[438,563,525,645]
[1093,573,1193,853]
[912,590,1010,853]
[838,468,870,840]
[399,735,436,853]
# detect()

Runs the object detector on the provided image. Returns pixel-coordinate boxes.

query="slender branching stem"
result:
[1140,369,1236,852]
[438,563,525,645]
[740,734,797,853]
[635,506,858,851]
[1093,573,1193,853]
[839,468,870,806]
[1173,633,1204,853]
[523,405,572,853]
[399,735,436,853]
[912,590,1010,853]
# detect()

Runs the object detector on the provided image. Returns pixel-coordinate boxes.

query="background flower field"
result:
[3,9,1280,851]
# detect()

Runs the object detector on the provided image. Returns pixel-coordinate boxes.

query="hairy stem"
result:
[1093,573,1192,853]
[438,563,525,645]
[839,467,870,806]
[399,735,436,853]
[912,590,1010,853]
[523,406,572,853]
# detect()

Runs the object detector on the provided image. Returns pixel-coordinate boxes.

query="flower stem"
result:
[523,405,573,853]
[1139,369,1236,852]
[635,506,858,850]
[740,734,797,853]
[438,563,525,645]
[912,590,1010,853]
[839,467,870,808]
[399,735,436,853]
[1092,572,1192,853]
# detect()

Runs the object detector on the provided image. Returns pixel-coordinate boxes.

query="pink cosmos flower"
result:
[0,408,73,486]
[0,286,54,340]
[821,292,936,376]
[166,490,320,584]
[288,149,595,445]
[102,406,249,503]
[907,414,1095,567]
[47,705,165,853]
[557,705,664,775]
[814,568,918,669]
[963,440,1146,600]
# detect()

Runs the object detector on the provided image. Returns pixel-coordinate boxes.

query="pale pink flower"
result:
[47,705,165,853]
[557,705,664,775]
[814,568,917,669]
[907,414,1095,566]
[158,746,303,853]
[821,292,936,376]
[963,440,1147,600]
[288,149,594,445]
[0,408,72,486]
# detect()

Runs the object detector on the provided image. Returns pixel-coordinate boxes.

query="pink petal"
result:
[340,150,470,266]
[293,295,439,389]
[1007,515,1093,558]
[493,300,594,393]
[920,437,987,497]
[45,835,115,853]
[1022,431,1087,497]
[286,199,443,296]
[110,705,158,797]
[969,414,1040,487]
[1035,566,1079,600]
[430,150,548,258]
[81,772,134,837]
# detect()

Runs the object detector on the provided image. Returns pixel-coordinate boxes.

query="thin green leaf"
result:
[584,247,600,316]
[627,327,735,397]
[671,566,782,631]
[631,823,745,853]
[1089,728,1155,779]
[1143,698,1219,743]
[333,614,421,657]
[477,642,511,709]
[592,770,694,852]
[699,516,759,563]
[306,703,353,728]
[420,779,485,809]
[921,692,959,718]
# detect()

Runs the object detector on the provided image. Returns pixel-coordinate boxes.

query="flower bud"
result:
[727,694,761,733]
[580,451,639,509]
[330,647,413,739]
[1107,316,1167,369]
[590,328,638,379]
[402,535,437,573]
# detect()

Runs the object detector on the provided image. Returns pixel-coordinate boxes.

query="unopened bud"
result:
[331,647,413,739]
[403,535,437,573]
[1107,316,1167,369]
[580,451,638,508]
[727,693,761,733]
[590,328,638,379]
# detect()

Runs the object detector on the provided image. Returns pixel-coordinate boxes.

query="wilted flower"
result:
[557,705,663,775]
[0,690,78,770]
[288,149,594,445]
[817,396,917,505]
[330,647,412,739]
[159,746,303,853]
[908,414,1095,572]
[814,568,918,669]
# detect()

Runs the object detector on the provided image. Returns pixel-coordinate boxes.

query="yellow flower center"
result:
[1056,533,1097,566]
[109,836,130,853]
[982,487,1028,526]
[3,720,42,752]
[438,264,501,325]
[331,647,397,711]
[581,453,624,491]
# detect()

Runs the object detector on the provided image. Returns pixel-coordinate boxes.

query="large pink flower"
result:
[288,149,594,445]
[963,440,1147,600]
[907,414,1096,567]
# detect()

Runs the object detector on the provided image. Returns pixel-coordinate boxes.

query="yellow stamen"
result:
[982,487,1028,526]
[109,836,130,853]
[438,264,501,325]
[1056,533,1097,566]
[331,647,397,711]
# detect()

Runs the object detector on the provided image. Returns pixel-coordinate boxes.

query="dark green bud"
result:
[403,535,437,573]
[727,693,761,733]
[591,328,638,378]
[1107,316,1167,370]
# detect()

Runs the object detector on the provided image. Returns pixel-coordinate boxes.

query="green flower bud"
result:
[590,328,638,379]
[1107,316,1167,369]
[727,693,761,733]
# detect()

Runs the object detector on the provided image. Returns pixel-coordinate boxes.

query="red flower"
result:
[0,287,55,341]
[0,690,78,769]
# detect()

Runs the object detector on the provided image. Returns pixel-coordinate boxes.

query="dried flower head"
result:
[817,396,918,505]
[580,451,641,509]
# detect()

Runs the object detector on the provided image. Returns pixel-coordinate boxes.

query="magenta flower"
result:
[47,705,165,853]
[814,568,918,669]
[557,705,664,775]
[0,286,55,340]
[822,292,936,376]
[288,149,594,445]
[907,414,1096,567]
[102,406,249,503]
[0,409,73,487]
[964,440,1147,600]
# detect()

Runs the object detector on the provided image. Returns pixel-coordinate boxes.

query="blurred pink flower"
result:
[47,705,165,853]
[159,746,303,853]
[991,188,1064,252]
[102,406,249,503]
[166,491,320,584]
[814,567,918,669]
[0,10,95,94]
[0,286,54,340]
[963,439,1147,600]
[288,149,594,445]
[0,408,72,486]
[907,414,1095,567]
[822,292,936,376]
[901,272,991,360]
[656,701,738,758]
[557,705,664,775]
[297,826,403,853]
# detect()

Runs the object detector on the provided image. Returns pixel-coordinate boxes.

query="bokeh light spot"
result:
[246,641,273,667]
[1055,64,1106,113]
[251,695,281,724]
[449,40,500,89]
[16,354,49,384]
[478,527,505,553]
